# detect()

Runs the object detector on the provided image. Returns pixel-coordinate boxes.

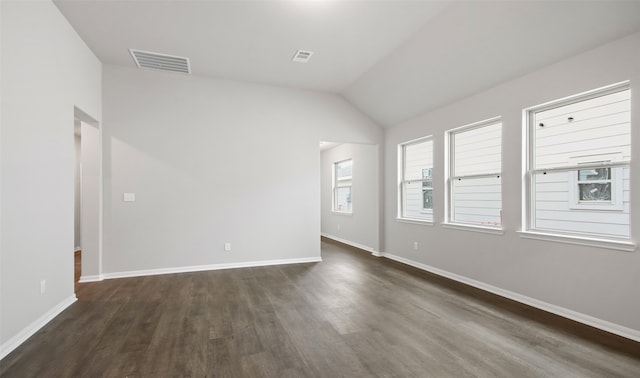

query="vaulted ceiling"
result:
[54,0,640,127]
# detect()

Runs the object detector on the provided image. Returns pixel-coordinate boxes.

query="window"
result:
[446,118,502,228]
[578,168,612,201]
[399,138,433,222]
[568,154,623,211]
[524,82,630,241]
[333,159,352,213]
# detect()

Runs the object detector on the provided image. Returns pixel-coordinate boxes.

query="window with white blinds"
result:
[525,82,631,240]
[333,159,352,213]
[399,138,433,222]
[446,119,502,228]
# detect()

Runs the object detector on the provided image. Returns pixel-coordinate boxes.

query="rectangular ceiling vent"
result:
[129,49,191,74]
[292,49,313,63]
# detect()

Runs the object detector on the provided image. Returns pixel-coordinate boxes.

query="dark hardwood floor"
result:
[2,238,639,377]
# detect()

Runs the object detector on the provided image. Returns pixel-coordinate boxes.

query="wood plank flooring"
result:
[2,238,639,377]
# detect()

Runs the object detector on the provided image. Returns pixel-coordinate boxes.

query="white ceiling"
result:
[54,0,640,127]
[53,0,447,91]
[343,1,640,126]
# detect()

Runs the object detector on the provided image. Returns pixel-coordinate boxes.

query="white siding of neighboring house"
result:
[532,89,630,237]
[451,122,502,226]
[452,176,502,225]
[402,139,433,221]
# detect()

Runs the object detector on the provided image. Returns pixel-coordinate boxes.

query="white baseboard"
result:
[381,252,640,343]
[321,233,381,256]
[78,274,104,283]
[102,256,322,280]
[0,295,77,360]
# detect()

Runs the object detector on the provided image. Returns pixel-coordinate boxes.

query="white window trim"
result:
[333,158,352,214]
[442,222,505,235]
[331,210,353,216]
[522,80,632,245]
[397,136,433,223]
[517,231,636,252]
[396,218,435,226]
[445,116,503,231]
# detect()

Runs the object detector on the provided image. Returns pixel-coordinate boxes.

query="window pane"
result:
[453,122,501,177]
[404,140,433,180]
[532,171,629,237]
[451,176,501,226]
[422,189,432,210]
[578,168,610,182]
[527,86,631,240]
[336,160,352,180]
[402,182,432,221]
[335,187,352,213]
[400,138,433,221]
[533,89,630,170]
[579,183,611,201]
[334,159,352,213]
[449,121,502,227]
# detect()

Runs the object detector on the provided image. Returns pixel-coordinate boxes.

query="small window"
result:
[524,82,631,240]
[578,168,612,201]
[398,138,433,222]
[333,159,352,213]
[568,154,623,211]
[446,118,502,228]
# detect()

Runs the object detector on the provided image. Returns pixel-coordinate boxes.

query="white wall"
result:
[0,0,102,355]
[383,32,640,336]
[102,65,382,276]
[321,143,380,253]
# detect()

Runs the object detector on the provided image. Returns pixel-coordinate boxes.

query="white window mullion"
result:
[451,172,501,181]
[530,161,629,175]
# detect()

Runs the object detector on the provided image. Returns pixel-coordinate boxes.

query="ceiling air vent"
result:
[292,49,313,63]
[129,49,191,74]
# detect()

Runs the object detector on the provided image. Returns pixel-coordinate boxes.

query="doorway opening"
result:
[74,121,82,292]
[74,107,102,292]
[319,141,382,257]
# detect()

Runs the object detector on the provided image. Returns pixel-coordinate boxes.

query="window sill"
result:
[396,218,434,226]
[441,223,504,235]
[518,231,636,252]
[331,211,353,216]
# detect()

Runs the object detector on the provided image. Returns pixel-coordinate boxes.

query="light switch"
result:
[123,193,136,202]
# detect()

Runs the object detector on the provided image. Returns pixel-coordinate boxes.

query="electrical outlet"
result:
[40,279,46,294]
[413,242,419,251]
[224,242,231,252]
[337,224,341,231]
